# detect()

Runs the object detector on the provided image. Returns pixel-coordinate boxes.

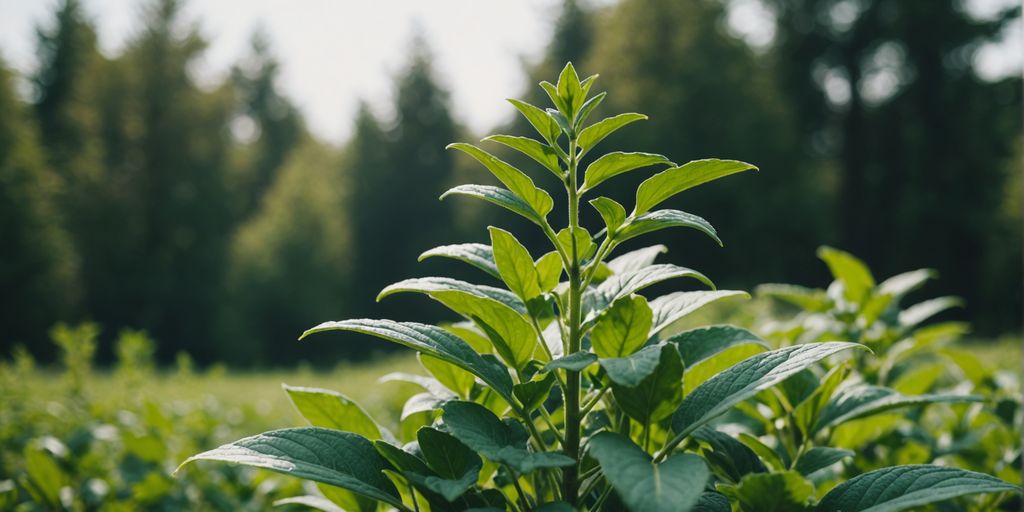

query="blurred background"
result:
[1,0,1021,367]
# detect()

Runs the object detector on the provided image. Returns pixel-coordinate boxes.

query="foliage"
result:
[181,64,1019,511]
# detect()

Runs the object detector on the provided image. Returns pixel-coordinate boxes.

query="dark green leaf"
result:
[611,343,684,424]
[733,471,814,512]
[582,152,671,192]
[589,432,708,512]
[584,264,713,324]
[794,447,852,476]
[544,351,598,372]
[606,245,667,274]
[513,372,555,412]
[409,427,481,502]
[634,159,758,214]
[815,465,1020,512]
[693,427,767,483]
[601,342,663,387]
[419,243,500,280]
[815,385,982,432]
[693,492,731,512]
[663,325,768,367]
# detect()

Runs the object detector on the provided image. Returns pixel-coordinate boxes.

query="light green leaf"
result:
[815,465,1020,512]
[684,344,767,393]
[584,264,713,324]
[877,268,935,298]
[23,446,66,508]
[540,81,569,116]
[582,152,671,192]
[441,184,546,226]
[592,295,653,358]
[556,226,595,261]
[817,246,875,304]
[664,325,768,366]
[590,196,627,233]
[670,342,866,446]
[617,210,722,246]
[732,471,814,512]
[611,343,685,424]
[606,245,667,274]
[380,277,526,315]
[574,91,606,130]
[898,296,962,328]
[178,428,404,509]
[589,432,708,512]
[755,284,830,311]
[544,351,598,372]
[419,243,500,280]
[490,227,543,302]
[507,98,560,143]
[535,251,563,293]
[815,384,982,432]
[484,134,562,178]
[634,159,757,214]
[578,113,647,152]
[794,447,853,476]
[419,354,476,399]
[301,319,514,403]
[648,291,750,338]
[283,385,382,440]
[448,143,553,218]
[441,401,574,474]
[556,62,584,116]
[736,433,786,472]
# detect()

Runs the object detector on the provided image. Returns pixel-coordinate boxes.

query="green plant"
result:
[179,64,1020,511]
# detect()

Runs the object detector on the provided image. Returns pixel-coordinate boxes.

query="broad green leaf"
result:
[378,276,527,315]
[817,246,875,304]
[23,446,66,508]
[610,344,684,424]
[684,343,767,392]
[634,159,757,214]
[556,226,595,261]
[831,413,906,449]
[544,351,598,372]
[408,427,481,502]
[736,433,786,472]
[584,264,714,325]
[419,243,500,280]
[601,342,662,387]
[556,62,584,116]
[507,98,559,143]
[513,372,555,412]
[178,428,403,508]
[592,295,653,358]
[535,252,563,293]
[606,245,667,274]
[283,385,382,440]
[400,392,446,420]
[301,319,514,403]
[815,465,1020,512]
[441,184,545,226]
[589,432,709,512]
[755,284,830,311]
[648,291,750,338]
[693,427,767,483]
[590,196,627,233]
[578,113,647,152]
[449,143,553,218]
[877,268,935,298]
[732,471,814,512]
[582,152,671,191]
[794,447,852,476]
[374,441,431,474]
[484,134,562,178]
[441,401,573,474]
[419,354,476,399]
[898,296,962,328]
[490,227,543,302]
[694,492,731,512]
[617,209,722,247]
[665,325,769,367]
[814,384,982,432]
[670,342,866,446]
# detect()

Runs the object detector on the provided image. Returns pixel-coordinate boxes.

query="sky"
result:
[0,0,1019,143]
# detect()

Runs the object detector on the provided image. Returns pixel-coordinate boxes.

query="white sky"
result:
[0,0,1019,143]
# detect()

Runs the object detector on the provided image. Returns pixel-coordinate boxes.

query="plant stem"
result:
[562,139,583,506]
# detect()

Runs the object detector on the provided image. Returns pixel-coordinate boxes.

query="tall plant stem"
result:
[562,139,582,505]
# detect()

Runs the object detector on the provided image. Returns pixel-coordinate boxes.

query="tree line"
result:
[2,0,1019,366]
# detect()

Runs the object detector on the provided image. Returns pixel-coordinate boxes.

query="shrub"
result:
[180,64,1020,511]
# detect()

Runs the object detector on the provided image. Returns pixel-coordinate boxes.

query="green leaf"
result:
[648,291,750,338]
[590,197,627,233]
[814,385,982,432]
[419,243,500,280]
[484,134,562,178]
[693,427,767,483]
[601,342,663,387]
[606,245,667,274]
[23,446,67,508]
[513,372,555,412]
[301,319,514,403]
[611,343,685,424]
[582,152,671,192]
[540,81,569,116]
[817,246,875,304]
[507,98,560,143]
[544,351,598,372]
[408,427,481,502]
[794,447,853,476]
[535,251,563,293]
[441,401,574,474]
[592,295,653,358]
[664,325,769,366]
[574,91,606,130]
[448,143,554,218]
[898,296,962,328]
[556,226,595,261]
[584,264,713,324]
[736,433,786,472]
[877,268,935,298]
[669,342,866,445]
[374,441,432,474]
[732,471,814,512]
[578,113,647,152]
[441,184,546,226]
[379,276,527,315]
[419,354,476,399]
[755,284,830,311]
[617,210,722,246]
[589,432,709,512]
[634,159,758,214]
[283,385,382,440]
[694,492,731,512]
[178,428,404,509]
[490,227,543,302]
[814,465,1020,512]
[273,495,346,512]
[556,62,584,116]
